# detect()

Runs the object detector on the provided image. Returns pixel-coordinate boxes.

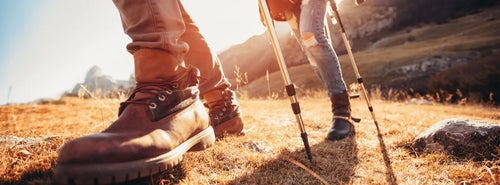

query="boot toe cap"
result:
[57,131,173,165]
[327,119,355,140]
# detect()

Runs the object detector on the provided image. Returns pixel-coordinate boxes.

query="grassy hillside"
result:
[240,5,500,104]
[1,95,499,184]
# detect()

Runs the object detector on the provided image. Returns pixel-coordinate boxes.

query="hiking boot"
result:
[55,49,215,185]
[202,89,244,138]
[327,92,355,140]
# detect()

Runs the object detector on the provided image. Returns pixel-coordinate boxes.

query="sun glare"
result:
[182,0,264,52]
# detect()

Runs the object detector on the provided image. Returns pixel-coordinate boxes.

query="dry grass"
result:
[1,92,499,184]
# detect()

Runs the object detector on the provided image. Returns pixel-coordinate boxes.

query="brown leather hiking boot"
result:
[202,89,244,138]
[55,50,215,184]
[327,92,355,140]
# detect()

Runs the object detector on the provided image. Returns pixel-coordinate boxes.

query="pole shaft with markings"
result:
[258,0,312,161]
[328,0,379,126]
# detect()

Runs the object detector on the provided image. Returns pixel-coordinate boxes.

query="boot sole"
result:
[327,129,355,140]
[327,120,355,141]
[55,125,215,185]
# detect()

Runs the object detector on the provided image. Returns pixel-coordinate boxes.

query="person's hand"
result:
[258,0,297,26]
[268,0,295,15]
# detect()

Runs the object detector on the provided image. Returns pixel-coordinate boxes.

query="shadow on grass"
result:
[0,163,186,185]
[231,137,359,184]
[374,122,398,185]
[0,167,54,185]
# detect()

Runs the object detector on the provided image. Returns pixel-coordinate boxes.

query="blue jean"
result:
[112,0,230,94]
[288,0,347,96]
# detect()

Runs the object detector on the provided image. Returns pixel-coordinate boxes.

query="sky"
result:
[0,0,265,105]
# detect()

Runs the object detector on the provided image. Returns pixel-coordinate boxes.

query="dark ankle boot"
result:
[203,89,244,137]
[327,93,355,140]
[55,50,215,184]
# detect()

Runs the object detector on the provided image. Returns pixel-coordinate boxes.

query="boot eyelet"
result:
[222,108,226,112]
[149,103,157,109]
[158,95,166,101]
[171,83,179,89]
[166,90,173,94]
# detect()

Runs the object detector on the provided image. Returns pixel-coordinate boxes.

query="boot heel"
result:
[189,126,216,152]
[213,114,245,138]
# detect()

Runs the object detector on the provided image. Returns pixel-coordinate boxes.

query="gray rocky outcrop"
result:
[413,118,500,160]
[70,66,135,98]
[385,52,481,79]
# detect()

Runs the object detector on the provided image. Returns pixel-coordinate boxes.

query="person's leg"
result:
[287,10,325,86]
[178,4,244,137]
[299,0,347,95]
[177,4,228,93]
[299,0,354,140]
[55,0,215,184]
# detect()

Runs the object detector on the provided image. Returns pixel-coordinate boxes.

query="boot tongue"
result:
[132,86,163,100]
[118,85,165,116]
[118,66,199,116]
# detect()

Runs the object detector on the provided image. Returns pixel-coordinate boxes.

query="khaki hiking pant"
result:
[112,0,230,93]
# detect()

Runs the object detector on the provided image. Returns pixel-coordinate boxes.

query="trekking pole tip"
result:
[301,133,313,162]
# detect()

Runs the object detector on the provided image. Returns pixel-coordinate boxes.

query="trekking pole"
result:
[327,0,379,127]
[326,3,398,183]
[258,0,313,162]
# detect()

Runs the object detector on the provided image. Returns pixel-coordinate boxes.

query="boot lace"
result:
[206,91,240,125]
[120,81,178,110]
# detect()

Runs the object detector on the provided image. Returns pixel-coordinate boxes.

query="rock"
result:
[0,135,44,148]
[44,135,62,143]
[404,98,432,105]
[18,149,31,157]
[84,66,103,84]
[242,140,271,153]
[386,52,481,79]
[413,118,500,160]
[0,135,62,150]
[71,65,135,98]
